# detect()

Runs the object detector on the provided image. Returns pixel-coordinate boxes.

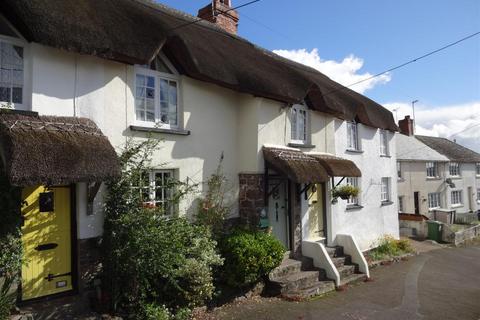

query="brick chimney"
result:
[399,115,415,136]
[198,0,239,34]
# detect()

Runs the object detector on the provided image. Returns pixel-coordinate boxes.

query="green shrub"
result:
[369,235,414,261]
[102,139,222,316]
[218,229,285,287]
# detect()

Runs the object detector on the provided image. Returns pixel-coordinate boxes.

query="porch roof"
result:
[263,146,329,183]
[308,153,361,177]
[0,110,120,187]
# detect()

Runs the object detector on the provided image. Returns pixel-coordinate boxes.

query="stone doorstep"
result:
[325,246,344,258]
[269,258,302,280]
[339,273,368,287]
[273,270,321,293]
[281,281,336,301]
[337,265,356,278]
[331,255,351,267]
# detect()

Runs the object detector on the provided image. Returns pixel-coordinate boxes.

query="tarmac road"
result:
[214,243,480,320]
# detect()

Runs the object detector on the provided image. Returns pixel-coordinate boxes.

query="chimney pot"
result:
[198,0,239,34]
[398,115,415,136]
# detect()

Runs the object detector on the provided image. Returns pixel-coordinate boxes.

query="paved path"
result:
[213,244,480,320]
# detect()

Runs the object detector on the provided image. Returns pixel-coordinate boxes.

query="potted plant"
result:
[332,185,360,202]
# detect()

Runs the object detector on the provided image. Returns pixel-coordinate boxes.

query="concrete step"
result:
[326,246,344,258]
[340,273,368,286]
[269,258,302,280]
[331,255,351,267]
[337,265,356,278]
[281,280,336,300]
[271,270,321,293]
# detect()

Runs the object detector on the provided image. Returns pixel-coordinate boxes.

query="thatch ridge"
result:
[0,0,397,131]
[0,110,120,187]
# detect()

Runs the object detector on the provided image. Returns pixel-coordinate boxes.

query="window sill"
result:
[130,125,191,136]
[426,177,442,181]
[451,204,463,208]
[381,201,394,206]
[380,154,391,158]
[476,175,480,179]
[346,205,364,211]
[449,176,462,180]
[288,143,316,149]
[346,149,364,154]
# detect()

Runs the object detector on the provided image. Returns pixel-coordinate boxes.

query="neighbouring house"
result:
[0,0,399,301]
[397,115,480,227]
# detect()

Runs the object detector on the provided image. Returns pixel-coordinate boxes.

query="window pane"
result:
[291,108,297,139]
[135,74,155,122]
[160,79,169,101]
[12,87,22,104]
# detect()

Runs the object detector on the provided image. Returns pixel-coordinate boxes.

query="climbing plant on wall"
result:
[0,174,22,320]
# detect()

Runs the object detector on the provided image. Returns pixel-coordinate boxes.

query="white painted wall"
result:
[331,120,399,251]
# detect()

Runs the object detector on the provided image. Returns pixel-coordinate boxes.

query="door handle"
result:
[35,243,58,251]
[45,272,72,282]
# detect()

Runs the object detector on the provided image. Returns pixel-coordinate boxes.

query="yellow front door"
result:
[308,184,325,240]
[21,185,73,300]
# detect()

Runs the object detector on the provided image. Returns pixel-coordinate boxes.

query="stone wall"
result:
[238,173,264,225]
[442,224,480,246]
[77,237,102,293]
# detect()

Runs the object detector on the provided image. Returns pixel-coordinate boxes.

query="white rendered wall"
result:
[331,120,399,251]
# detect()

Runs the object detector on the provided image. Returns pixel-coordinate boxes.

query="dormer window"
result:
[0,16,25,108]
[290,104,308,144]
[135,53,180,128]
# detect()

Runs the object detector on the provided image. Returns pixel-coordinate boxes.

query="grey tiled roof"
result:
[415,135,480,163]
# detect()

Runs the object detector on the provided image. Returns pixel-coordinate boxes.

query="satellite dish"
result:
[445,178,456,188]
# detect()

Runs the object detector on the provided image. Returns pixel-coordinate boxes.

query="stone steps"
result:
[340,273,368,286]
[326,246,367,287]
[281,281,336,300]
[268,256,335,299]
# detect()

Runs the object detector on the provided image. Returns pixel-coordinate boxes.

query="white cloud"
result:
[384,101,480,152]
[273,48,391,94]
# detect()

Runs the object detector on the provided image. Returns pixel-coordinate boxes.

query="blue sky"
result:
[159,0,480,150]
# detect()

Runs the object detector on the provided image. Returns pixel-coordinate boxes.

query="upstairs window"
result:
[426,162,439,178]
[397,162,402,179]
[449,162,460,177]
[381,177,391,203]
[398,196,404,213]
[379,129,389,156]
[290,104,308,144]
[0,16,24,107]
[135,54,180,128]
[347,122,359,151]
[476,163,480,175]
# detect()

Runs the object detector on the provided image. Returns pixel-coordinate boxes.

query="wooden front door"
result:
[308,184,325,240]
[21,186,73,300]
[268,178,289,249]
[414,192,420,215]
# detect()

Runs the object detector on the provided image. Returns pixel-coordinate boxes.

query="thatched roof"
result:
[0,110,120,187]
[0,0,397,132]
[415,135,480,163]
[263,147,329,183]
[308,153,361,177]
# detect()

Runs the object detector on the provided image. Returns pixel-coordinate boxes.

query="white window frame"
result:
[451,190,463,207]
[347,121,360,151]
[476,163,480,176]
[427,192,441,210]
[0,15,29,110]
[345,177,360,206]
[426,162,439,178]
[290,104,309,144]
[398,196,404,213]
[381,177,391,203]
[134,53,181,129]
[135,169,176,216]
[449,162,461,177]
[379,129,389,156]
